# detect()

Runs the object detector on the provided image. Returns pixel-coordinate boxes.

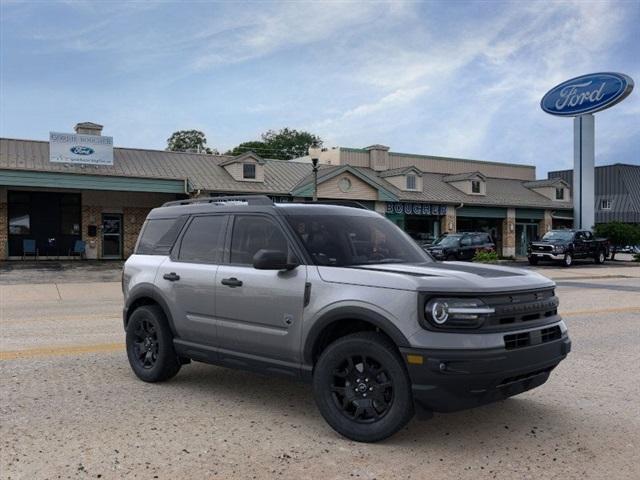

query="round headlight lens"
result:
[429,300,449,324]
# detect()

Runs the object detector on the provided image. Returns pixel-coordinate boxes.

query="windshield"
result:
[542,231,574,241]
[285,213,431,266]
[432,235,461,247]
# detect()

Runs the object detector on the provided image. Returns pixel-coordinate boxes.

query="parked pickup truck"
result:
[528,230,609,267]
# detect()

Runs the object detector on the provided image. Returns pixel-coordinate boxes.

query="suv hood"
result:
[317,261,554,293]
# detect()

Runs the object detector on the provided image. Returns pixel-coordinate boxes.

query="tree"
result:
[226,128,322,160]
[166,130,217,154]
[225,141,269,157]
[594,222,640,260]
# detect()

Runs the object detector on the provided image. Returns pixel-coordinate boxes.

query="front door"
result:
[102,214,122,259]
[215,214,307,364]
[516,223,539,257]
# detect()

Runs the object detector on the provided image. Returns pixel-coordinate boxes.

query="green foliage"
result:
[225,141,270,157]
[226,128,322,160]
[472,250,499,263]
[593,222,640,259]
[167,130,216,154]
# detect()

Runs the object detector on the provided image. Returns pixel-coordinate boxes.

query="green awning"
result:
[457,206,507,218]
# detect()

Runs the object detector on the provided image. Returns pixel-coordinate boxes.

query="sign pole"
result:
[573,114,595,229]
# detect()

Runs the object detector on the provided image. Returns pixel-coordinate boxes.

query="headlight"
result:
[555,245,565,253]
[424,298,495,329]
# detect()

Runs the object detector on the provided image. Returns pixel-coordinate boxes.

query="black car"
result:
[426,232,495,261]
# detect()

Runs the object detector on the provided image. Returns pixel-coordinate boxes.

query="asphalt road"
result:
[1,263,639,479]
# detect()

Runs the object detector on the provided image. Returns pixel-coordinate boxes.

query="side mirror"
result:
[252,249,298,270]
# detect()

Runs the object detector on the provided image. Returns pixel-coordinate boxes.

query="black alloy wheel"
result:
[126,305,181,382]
[313,332,414,442]
[330,354,394,423]
[131,318,160,369]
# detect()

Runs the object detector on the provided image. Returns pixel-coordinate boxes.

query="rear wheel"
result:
[313,332,414,442]
[126,305,181,382]
[562,253,573,267]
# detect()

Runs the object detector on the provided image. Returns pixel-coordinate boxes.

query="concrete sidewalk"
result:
[0,260,124,284]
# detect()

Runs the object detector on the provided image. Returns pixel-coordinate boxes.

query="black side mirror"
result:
[252,249,298,270]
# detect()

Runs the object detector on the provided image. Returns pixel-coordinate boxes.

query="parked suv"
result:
[123,196,570,442]
[426,232,495,261]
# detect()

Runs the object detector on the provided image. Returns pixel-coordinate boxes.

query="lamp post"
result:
[309,144,321,203]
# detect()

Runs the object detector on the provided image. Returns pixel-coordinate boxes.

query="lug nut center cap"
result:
[357,383,367,393]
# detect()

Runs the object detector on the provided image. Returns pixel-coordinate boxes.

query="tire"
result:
[126,305,181,383]
[312,332,414,442]
[594,250,606,264]
[562,253,573,267]
[528,256,539,265]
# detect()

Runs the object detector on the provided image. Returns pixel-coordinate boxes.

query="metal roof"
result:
[1,137,573,210]
[443,171,486,182]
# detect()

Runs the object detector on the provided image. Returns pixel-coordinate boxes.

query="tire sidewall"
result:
[126,305,180,382]
[563,253,572,267]
[313,333,414,442]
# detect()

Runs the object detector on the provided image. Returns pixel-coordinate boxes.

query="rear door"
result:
[157,214,228,346]
[459,235,474,260]
[214,214,307,365]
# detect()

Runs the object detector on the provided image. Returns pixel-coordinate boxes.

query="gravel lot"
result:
[1,261,639,479]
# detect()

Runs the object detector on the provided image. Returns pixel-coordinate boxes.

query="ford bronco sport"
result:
[122,196,571,442]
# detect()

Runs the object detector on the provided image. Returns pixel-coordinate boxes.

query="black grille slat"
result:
[504,326,562,350]
[480,289,559,330]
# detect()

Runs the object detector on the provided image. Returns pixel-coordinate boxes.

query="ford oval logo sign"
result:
[70,146,95,155]
[541,72,633,116]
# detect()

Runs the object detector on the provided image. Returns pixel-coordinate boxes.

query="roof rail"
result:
[302,200,369,209]
[162,195,274,207]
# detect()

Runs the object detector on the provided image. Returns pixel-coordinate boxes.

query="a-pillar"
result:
[502,208,516,258]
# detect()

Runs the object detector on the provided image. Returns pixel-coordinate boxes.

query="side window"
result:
[584,231,593,241]
[136,217,187,255]
[230,216,290,265]
[472,234,483,246]
[460,236,472,247]
[575,232,584,241]
[178,215,226,263]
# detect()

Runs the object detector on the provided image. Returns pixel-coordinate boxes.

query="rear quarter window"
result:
[135,216,187,255]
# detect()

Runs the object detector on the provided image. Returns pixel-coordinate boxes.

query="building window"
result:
[555,188,564,200]
[406,174,417,190]
[338,177,352,193]
[243,163,256,179]
[600,199,612,210]
[471,180,481,194]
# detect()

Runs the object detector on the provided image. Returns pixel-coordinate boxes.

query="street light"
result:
[309,143,321,202]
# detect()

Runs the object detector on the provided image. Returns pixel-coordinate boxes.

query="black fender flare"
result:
[302,306,411,365]
[124,283,178,337]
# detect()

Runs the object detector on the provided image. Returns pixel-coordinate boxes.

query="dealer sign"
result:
[49,132,114,165]
[541,72,634,116]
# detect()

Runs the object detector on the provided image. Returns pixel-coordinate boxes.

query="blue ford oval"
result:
[70,146,95,155]
[541,72,634,116]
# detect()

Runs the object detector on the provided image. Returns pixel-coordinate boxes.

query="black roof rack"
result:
[301,200,369,209]
[162,195,274,207]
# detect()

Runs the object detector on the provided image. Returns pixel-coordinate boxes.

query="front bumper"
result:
[529,251,564,260]
[427,250,446,260]
[400,334,571,413]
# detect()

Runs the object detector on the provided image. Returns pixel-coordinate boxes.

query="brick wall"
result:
[123,207,151,258]
[501,208,516,257]
[539,210,553,237]
[81,205,103,259]
[0,200,7,261]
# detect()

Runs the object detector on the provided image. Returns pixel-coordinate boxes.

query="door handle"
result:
[221,277,243,288]
[163,272,180,282]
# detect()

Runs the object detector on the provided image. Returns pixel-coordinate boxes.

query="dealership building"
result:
[1,122,577,261]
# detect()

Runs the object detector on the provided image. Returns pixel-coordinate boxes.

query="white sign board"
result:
[49,132,114,166]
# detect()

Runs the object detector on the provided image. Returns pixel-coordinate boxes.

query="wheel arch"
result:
[303,307,410,367]
[124,284,178,337]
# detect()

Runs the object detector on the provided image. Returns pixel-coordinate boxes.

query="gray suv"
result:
[122,196,571,442]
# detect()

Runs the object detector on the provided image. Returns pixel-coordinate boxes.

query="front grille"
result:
[533,244,553,252]
[504,325,562,350]
[480,289,559,329]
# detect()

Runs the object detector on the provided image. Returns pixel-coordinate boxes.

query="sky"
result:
[1,0,638,177]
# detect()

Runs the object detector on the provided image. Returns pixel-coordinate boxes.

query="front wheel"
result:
[126,305,181,382]
[595,250,606,264]
[562,253,573,267]
[313,332,414,442]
